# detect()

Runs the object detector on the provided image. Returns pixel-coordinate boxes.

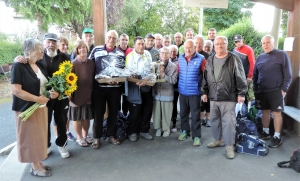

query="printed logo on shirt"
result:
[277,106,282,109]
[65,106,69,109]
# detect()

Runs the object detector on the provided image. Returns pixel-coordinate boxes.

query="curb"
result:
[0,142,16,156]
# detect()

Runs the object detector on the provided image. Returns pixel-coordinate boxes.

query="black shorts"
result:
[254,90,284,112]
[200,98,210,112]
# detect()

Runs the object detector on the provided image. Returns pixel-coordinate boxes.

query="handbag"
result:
[277,149,300,173]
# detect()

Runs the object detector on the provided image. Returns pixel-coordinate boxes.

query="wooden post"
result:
[92,0,107,46]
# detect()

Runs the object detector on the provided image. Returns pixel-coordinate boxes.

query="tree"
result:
[1,0,91,39]
[204,0,254,32]
[281,10,288,37]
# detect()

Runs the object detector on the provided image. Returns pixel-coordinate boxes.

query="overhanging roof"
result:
[251,0,294,11]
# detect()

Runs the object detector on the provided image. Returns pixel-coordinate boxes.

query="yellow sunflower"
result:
[65,73,78,85]
[69,85,77,93]
[64,90,72,97]
[59,61,73,73]
[53,69,63,76]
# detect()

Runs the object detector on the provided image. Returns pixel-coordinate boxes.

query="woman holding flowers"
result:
[68,40,94,147]
[11,38,58,177]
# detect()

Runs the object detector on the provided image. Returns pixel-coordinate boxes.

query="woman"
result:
[68,40,95,147]
[153,46,178,137]
[11,38,58,177]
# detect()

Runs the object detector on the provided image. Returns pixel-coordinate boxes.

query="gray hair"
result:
[261,34,275,43]
[163,35,171,41]
[159,46,170,53]
[22,38,42,56]
[120,33,129,39]
[106,30,119,39]
[174,32,183,38]
[169,44,178,52]
[184,39,195,47]
[204,40,213,47]
[214,36,228,44]
[194,35,205,42]
[154,33,162,39]
[208,28,217,32]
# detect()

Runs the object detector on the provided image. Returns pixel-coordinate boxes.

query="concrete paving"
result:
[0,101,15,150]
[14,123,300,181]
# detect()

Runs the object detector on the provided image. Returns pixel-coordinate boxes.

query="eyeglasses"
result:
[214,43,227,46]
[107,36,117,41]
[234,41,240,43]
[160,52,170,55]
[170,51,177,53]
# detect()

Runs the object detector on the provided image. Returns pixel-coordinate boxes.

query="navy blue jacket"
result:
[178,53,205,96]
[253,49,292,93]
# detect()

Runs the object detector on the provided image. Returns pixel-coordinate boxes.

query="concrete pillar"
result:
[270,8,282,48]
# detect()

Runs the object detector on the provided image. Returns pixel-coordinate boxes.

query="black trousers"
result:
[92,87,122,139]
[179,94,201,138]
[127,90,153,135]
[172,91,179,124]
[47,99,68,147]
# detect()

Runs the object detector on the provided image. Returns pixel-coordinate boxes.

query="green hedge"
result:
[0,33,22,66]
[218,18,266,58]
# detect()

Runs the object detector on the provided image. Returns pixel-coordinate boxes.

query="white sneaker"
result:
[171,127,177,133]
[156,129,162,137]
[58,146,70,158]
[47,147,51,155]
[163,131,170,137]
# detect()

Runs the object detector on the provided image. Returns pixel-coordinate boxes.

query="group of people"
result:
[11,26,292,177]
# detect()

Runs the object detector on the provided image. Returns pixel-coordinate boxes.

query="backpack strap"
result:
[277,161,291,168]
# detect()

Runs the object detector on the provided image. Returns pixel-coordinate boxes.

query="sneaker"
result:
[259,131,271,140]
[226,146,235,159]
[201,119,206,125]
[140,132,153,140]
[47,147,51,155]
[171,125,177,133]
[205,119,211,127]
[207,140,225,148]
[178,130,189,141]
[193,137,201,146]
[156,129,162,137]
[163,131,170,137]
[269,136,282,148]
[129,133,138,142]
[66,132,76,142]
[58,146,70,158]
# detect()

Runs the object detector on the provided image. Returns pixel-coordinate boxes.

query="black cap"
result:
[44,33,59,41]
[145,33,155,39]
[234,34,243,42]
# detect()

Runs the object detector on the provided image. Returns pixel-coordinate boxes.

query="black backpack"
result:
[115,112,129,142]
[277,149,300,173]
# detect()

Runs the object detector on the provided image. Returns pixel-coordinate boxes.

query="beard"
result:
[46,49,57,57]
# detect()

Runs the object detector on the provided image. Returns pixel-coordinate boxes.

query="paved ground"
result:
[0,100,15,150]
[19,120,300,181]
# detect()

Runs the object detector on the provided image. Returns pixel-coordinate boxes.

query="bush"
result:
[0,33,22,66]
[278,37,284,50]
[218,18,266,58]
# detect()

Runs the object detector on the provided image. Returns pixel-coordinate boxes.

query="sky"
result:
[0,2,276,35]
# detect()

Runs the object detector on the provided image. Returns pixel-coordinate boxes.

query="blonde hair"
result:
[74,40,89,55]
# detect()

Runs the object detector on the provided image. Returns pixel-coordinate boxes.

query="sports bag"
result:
[236,133,269,157]
[115,111,129,142]
[277,149,300,173]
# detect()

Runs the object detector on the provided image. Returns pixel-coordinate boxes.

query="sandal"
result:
[91,139,101,149]
[30,167,51,177]
[76,138,88,147]
[85,136,94,144]
[106,136,122,145]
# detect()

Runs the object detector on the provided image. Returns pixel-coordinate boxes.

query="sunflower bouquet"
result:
[45,61,78,100]
[18,61,78,121]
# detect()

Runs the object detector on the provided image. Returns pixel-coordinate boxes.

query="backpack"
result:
[277,149,300,173]
[236,133,269,157]
[248,105,258,122]
[115,111,129,142]
[235,103,258,143]
[102,118,108,140]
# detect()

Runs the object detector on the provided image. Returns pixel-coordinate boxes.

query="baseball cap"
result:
[145,33,155,39]
[82,28,94,34]
[234,34,243,42]
[44,33,59,41]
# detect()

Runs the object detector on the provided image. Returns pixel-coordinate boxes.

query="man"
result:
[204,40,214,56]
[70,28,95,60]
[118,33,133,56]
[145,33,160,62]
[154,33,163,49]
[169,45,179,132]
[202,36,247,159]
[253,34,292,148]
[125,36,154,142]
[207,28,217,54]
[89,30,125,148]
[178,39,205,147]
[194,35,210,127]
[162,35,172,47]
[118,33,133,117]
[178,28,194,55]
[174,32,184,57]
